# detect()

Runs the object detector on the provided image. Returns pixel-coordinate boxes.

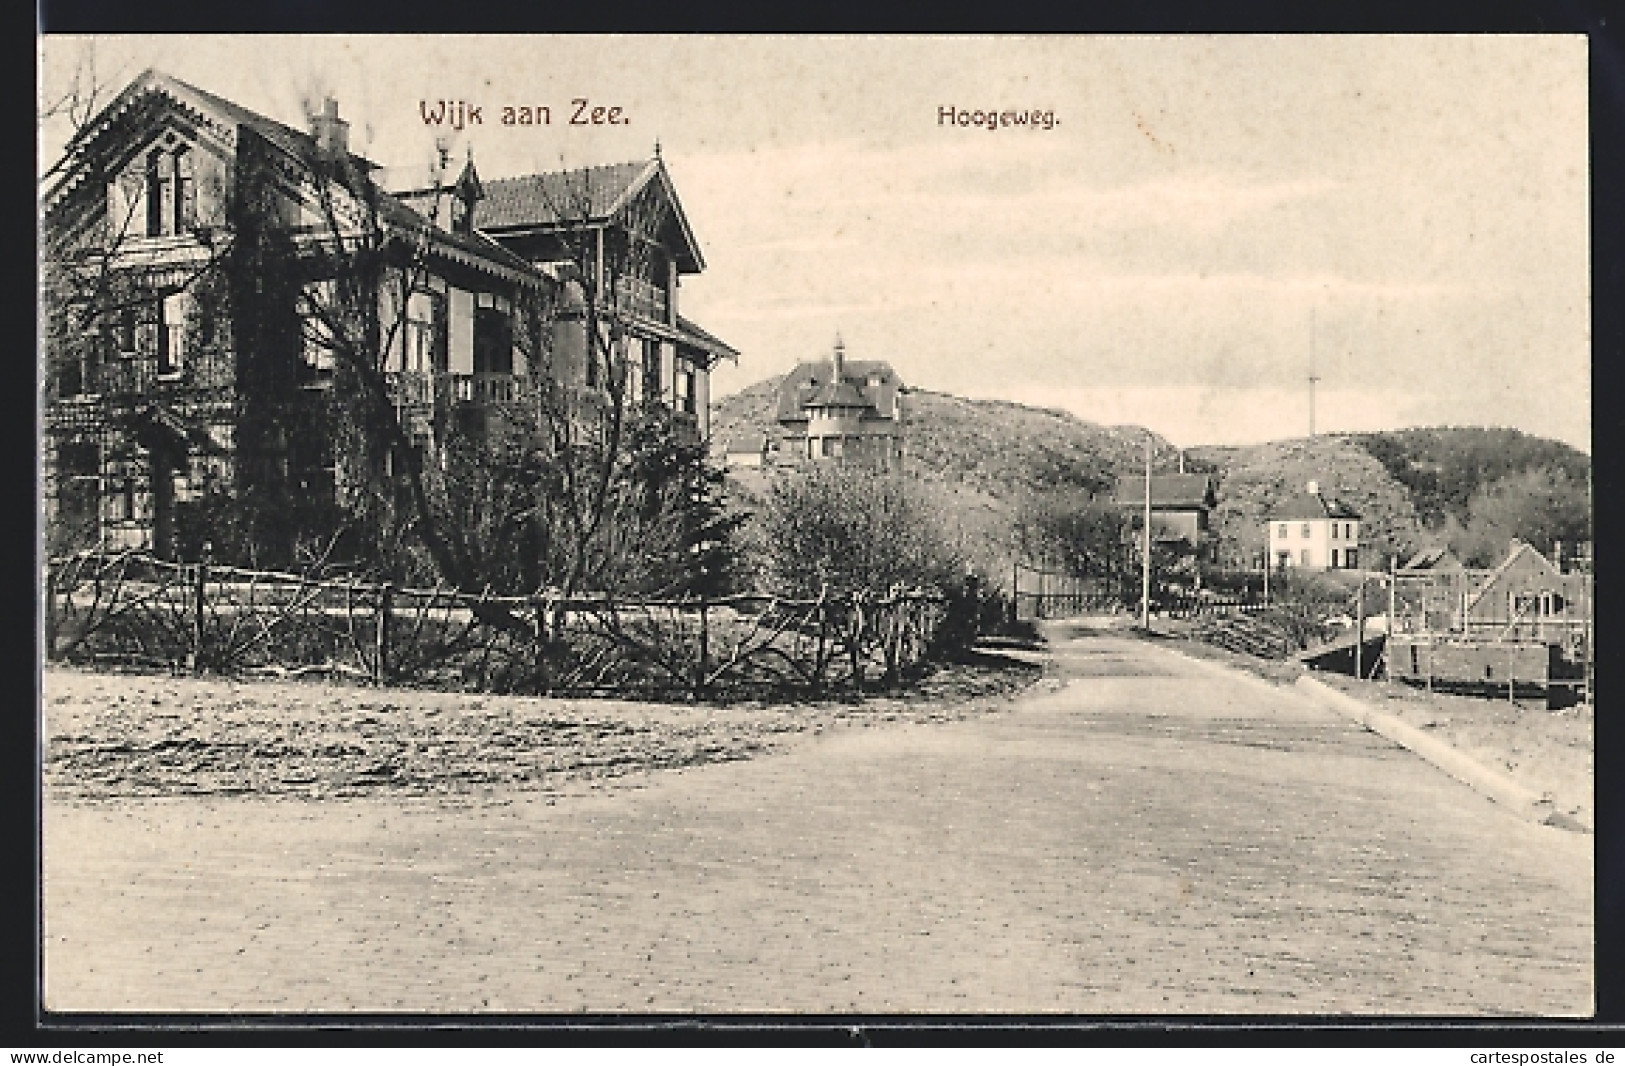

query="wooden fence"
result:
[43,550,948,699]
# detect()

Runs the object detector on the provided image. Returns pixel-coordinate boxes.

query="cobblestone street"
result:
[43,632,1592,1015]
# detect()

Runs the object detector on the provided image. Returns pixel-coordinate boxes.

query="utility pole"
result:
[1387,555,1397,685]
[1355,572,1365,680]
[1141,433,1152,631]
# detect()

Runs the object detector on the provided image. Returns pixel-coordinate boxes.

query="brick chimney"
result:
[311,96,350,160]
[831,333,846,383]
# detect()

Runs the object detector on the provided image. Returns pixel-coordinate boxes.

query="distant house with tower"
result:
[1266,480,1362,570]
[763,337,905,470]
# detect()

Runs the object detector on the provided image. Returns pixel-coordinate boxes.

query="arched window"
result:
[173,149,195,232]
[145,150,165,237]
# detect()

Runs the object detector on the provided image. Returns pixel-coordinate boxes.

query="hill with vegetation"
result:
[713,378,1590,575]
[710,377,1175,501]
[1185,437,1424,567]
[711,378,1182,580]
[1189,428,1590,568]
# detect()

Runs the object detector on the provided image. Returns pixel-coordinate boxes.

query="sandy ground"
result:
[1150,627,1592,832]
[1308,672,1593,831]
[41,633,1590,1015]
[43,655,1045,804]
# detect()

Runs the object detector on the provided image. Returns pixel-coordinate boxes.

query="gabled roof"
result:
[1268,490,1361,521]
[47,69,379,207]
[475,159,706,273]
[1112,473,1216,510]
[1464,540,1557,612]
[478,162,648,228]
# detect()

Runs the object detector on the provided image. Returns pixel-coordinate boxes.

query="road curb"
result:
[1143,639,1299,703]
[1294,675,1579,832]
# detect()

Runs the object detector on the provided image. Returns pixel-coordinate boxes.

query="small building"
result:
[1267,480,1361,571]
[1460,539,1590,641]
[1112,473,1217,551]
[773,337,904,469]
[1387,539,1592,699]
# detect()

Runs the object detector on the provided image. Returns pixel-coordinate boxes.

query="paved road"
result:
[44,631,1592,1014]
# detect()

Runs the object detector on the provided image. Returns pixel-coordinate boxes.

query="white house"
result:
[1267,480,1362,570]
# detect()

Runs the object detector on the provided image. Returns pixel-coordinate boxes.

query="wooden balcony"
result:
[613,276,668,323]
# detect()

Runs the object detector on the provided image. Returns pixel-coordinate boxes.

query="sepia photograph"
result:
[36,34,1592,1018]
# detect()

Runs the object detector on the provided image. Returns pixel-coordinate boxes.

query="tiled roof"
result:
[1401,545,1462,571]
[474,159,705,273]
[1112,473,1215,510]
[475,162,653,230]
[776,360,901,421]
[375,190,544,284]
[807,380,872,408]
[1268,490,1361,521]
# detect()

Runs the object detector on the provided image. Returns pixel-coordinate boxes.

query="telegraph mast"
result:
[1308,308,1319,439]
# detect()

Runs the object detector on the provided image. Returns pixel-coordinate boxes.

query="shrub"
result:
[756,466,966,599]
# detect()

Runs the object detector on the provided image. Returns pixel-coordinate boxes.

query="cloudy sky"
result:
[40,35,1590,450]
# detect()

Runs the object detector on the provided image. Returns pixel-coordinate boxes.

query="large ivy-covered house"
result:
[41,70,736,566]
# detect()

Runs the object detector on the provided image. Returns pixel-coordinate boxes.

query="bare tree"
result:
[287,138,736,609]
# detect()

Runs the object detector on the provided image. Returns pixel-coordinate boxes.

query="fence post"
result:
[43,560,57,662]
[813,583,830,691]
[189,560,207,675]
[848,595,865,698]
[374,583,393,687]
